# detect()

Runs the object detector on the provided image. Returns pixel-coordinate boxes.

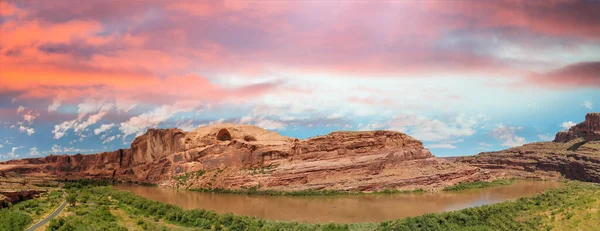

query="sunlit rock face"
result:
[554,113,600,142]
[0,123,489,191]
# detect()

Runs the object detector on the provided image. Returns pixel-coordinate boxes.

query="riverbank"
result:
[115,180,561,223]
[3,180,598,230]
[36,181,600,230]
[188,186,426,196]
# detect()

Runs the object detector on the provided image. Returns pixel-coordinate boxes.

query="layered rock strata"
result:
[1,124,489,191]
[459,113,600,182]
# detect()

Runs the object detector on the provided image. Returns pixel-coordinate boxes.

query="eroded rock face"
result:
[0,190,45,208]
[130,128,186,166]
[459,113,600,182]
[554,113,600,142]
[0,124,488,191]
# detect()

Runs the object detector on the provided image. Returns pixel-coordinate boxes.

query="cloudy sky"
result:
[1,0,599,160]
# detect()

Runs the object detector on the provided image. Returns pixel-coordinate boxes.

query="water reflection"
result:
[116,181,561,223]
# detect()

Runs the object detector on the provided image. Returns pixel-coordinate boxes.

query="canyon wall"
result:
[0,124,489,191]
[459,113,600,182]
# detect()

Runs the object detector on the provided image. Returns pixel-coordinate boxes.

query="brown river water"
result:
[115,181,561,223]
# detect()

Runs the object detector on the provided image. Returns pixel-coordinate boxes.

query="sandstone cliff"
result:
[554,113,600,142]
[0,124,489,191]
[459,113,600,182]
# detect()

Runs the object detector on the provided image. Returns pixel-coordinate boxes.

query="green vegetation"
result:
[0,210,32,231]
[373,188,425,194]
[190,186,424,196]
[66,194,77,207]
[45,186,358,231]
[442,179,515,191]
[378,181,600,230]
[0,190,63,231]
[47,206,127,231]
[62,179,110,189]
[46,181,600,231]
[249,165,276,175]
[3,180,600,231]
[174,170,206,184]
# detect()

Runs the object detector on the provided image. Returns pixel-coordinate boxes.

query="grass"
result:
[442,179,516,191]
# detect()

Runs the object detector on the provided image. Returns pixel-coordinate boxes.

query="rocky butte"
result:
[0,124,490,191]
[458,113,600,182]
[554,113,600,142]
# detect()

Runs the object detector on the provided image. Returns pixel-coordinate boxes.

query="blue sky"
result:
[1,0,599,160]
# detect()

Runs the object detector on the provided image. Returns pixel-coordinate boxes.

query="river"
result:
[115,180,561,223]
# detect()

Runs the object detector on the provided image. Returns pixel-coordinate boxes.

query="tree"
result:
[66,194,77,207]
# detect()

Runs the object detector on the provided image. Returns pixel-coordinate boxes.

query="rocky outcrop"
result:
[0,124,489,191]
[554,113,600,142]
[131,128,186,165]
[0,190,44,208]
[459,113,600,182]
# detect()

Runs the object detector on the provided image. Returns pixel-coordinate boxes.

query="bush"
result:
[0,210,32,231]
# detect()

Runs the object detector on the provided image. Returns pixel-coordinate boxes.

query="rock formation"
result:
[0,190,44,208]
[554,113,600,142]
[0,123,490,191]
[458,113,600,182]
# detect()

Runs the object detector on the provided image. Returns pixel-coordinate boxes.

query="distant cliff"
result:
[554,113,600,142]
[459,113,600,182]
[0,124,489,191]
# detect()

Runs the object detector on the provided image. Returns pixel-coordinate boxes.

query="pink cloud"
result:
[528,62,600,88]
[1,0,598,112]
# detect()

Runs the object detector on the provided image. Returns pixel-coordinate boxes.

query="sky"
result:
[0,0,599,160]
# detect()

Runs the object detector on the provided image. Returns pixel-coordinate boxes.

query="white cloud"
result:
[561,121,577,130]
[327,112,344,119]
[52,101,114,139]
[19,125,35,136]
[50,144,100,154]
[23,113,37,123]
[119,101,200,137]
[176,120,199,132]
[76,99,109,120]
[0,144,3,148]
[583,100,593,110]
[28,147,40,156]
[254,119,286,130]
[358,121,386,131]
[427,139,464,149]
[53,120,77,139]
[48,92,65,112]
[7,146,23,158]
[16,106,39,124]
[428,144,457,149]
[209,118,226,125]
[115,99,137,113]
[102,135,120,144]
[74,103,113,133]
[387,114,477,142]
[478,142,493,147]
[238,116,253,124]
[537,133,554,141]
[491,125,526,147]
[94,123,116,135]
